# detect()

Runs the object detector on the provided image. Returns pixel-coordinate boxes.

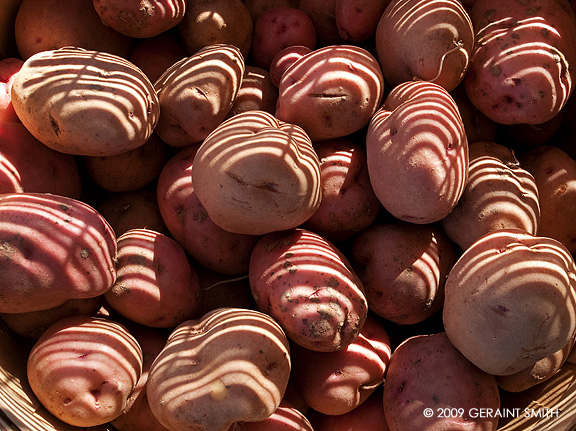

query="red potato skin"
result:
[250,7,317,69]
[269,45,312,88]
[335,0,389,42]
[230,400,313,431]
[249,228,368,352]
[0,192,117,313]
[297,0,345,46]
[0,57,23,123]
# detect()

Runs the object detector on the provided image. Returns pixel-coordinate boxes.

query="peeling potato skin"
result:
[248,228,368,352]
[146,307,291,431]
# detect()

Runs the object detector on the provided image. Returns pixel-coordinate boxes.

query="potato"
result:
[0,57,23,123]
[375,0,474,92]
[92,0,186,38]
[244,0,299,22]
[443,229,576,376]
[269,45,312,87]
[14,0,134,60]
[301,137,382,243]
[191,110,322,235]
[0,121,82,198]
[26,315,143,427]
[366,80,469,224]
[250,7,317,69]
[177,0,253,57]
[290,315,390,415]
[464,0,576,125]
[450,83,498,144]
[233,400,314,431]
[335,0,389,42]
[297,0,344,46]
[227,65,279,118]
[0,192,117,313]
[441,141,541,251]
[156,143,261,275]
[154,44,244,147]
[519,145,576,255]
[11,47,159,157]
[351,222,459,325]
[382,332,500,431]
[146,307,291,431]
[249,228,367,352]
[105,228,203,328]
[275,44,385,141]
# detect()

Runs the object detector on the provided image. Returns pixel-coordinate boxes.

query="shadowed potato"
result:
[146,307,291,431]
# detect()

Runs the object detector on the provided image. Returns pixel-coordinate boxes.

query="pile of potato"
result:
[2,0,576,430]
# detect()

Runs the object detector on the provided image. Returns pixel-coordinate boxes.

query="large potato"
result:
[275,44,385,141]
[0,192,117,313]
[443,229,576,376]
[249,228,367,352]
[366,80,469,224]
[27,315,143,427]
[375,0,474,92]
[11,47,159,157]
[146,307,291,431]
[464,0,576,125]
[191,110,322,235]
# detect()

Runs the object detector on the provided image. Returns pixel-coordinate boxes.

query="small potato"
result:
[191,110,322,235]
[443,229,576,376]
[0,57,23,123]
[0,192,117,313]
[383,332,500,431]
[93,0,186,38]
[146,308,291,431]
[105,228,202,328]
[366,80,469,224]
[27,315,143,428]
[249,228,367,352]
[154,44,244,147]
[441,141,541,251]
[11,47,160,157]
[375,0,474,92]
[250,7,317,69]
[227,66,279,118]
[275,44,385,141]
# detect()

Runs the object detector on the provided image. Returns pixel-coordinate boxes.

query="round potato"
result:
[226,65,279,118]
[11,47,159,157]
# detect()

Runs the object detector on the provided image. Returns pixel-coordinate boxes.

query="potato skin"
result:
[11,47,159,157]
[382,332,500,431]
[0,192,117,313]
[443,229,576,376]
[249,228,367,352]
[146,307,291,431]
[26,315,143,428]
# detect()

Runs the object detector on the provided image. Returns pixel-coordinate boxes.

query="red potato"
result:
[290,315,390,415]
[128,32,188,84]
[375,0,475,92]
[146,308,292,431]
[231,400,313,431]
[351,222,459,325]
[191,110,322,235]
[275,45,385,141]
[156,142,261,276]
[14,0,134,60]
[250,7,317,69]
[154,44,244,147]
[11,47,160,157]
[178,0,253,57]
[0,121,82,198]
[244,0,299,23]
[227,66,279,118]
[464,0,576,125]
[366,80,469,224]
[269,45,312,87]
[26,315,143,428]
[82,133,171,193]
[249,228,368,352]
[443,229,576,376]
[450,83,498,144]
[0,192,117,314]
[93,0,186,38]
[105,228,202,328]
[297,0,344,46]
[302,138,382,243]
[0,57,23,123]
[383,332,500,431]
[335,0,389,42]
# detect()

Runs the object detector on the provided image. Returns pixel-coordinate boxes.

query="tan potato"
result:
[191,110,322,235]
[11,47,159,157]
[154,44,244,147]
[146,307,291,431]
[443,229,576,376]
[27,315,143,427]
